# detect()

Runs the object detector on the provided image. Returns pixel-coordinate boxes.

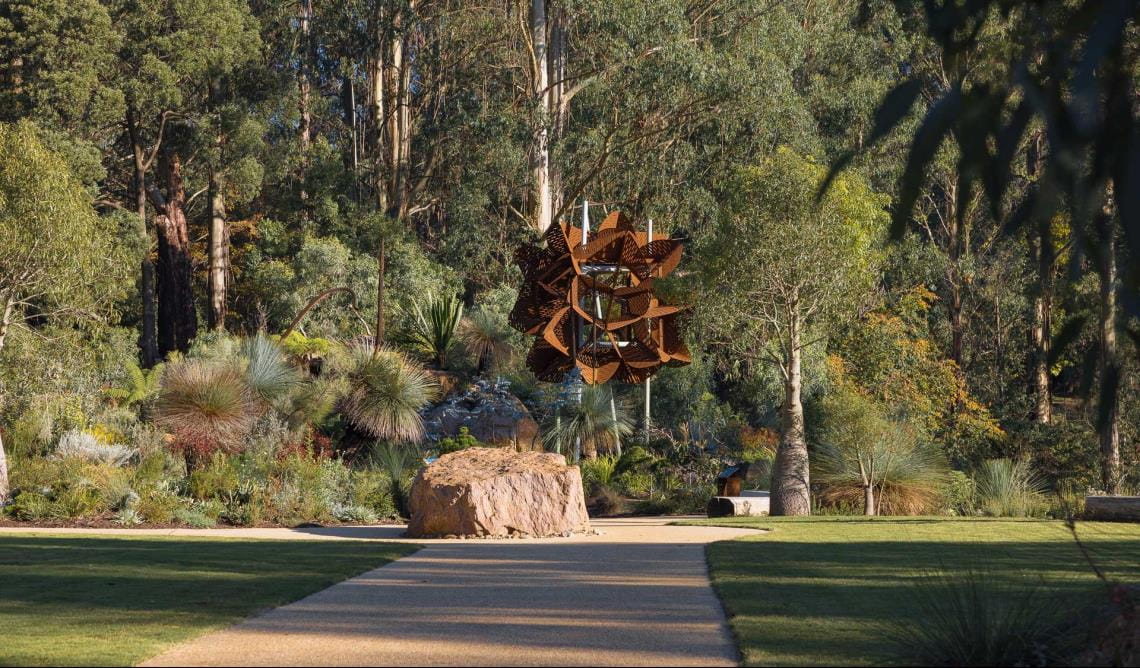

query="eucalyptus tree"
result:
[697,149,888,515]
[0,121,129,502]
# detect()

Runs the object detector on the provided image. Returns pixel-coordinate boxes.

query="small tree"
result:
[697,148,888,515]
[0,121,126,502]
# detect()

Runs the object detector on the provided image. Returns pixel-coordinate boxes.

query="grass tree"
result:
[697,148,888,515]
[814,384,947,516]
[340,347,439,443]
[544,385,634,461]
[0,121,127,502]
[459,308,516,374]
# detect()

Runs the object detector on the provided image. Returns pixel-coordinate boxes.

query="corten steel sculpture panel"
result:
[510,211,691,384]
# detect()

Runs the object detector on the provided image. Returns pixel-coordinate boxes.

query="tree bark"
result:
[772,312,811,516]
[1098,217,1121,494]
[126,103,159,367]
[1028,233,1053,423]
[207,173,228,331]
[152,151,198,356]
[864,484,875,516]
[530,0,553,232]
[0,294,14,353]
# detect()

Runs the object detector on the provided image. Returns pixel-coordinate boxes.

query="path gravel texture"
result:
[3,518,758,667]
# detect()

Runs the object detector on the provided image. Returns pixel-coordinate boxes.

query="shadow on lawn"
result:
[0,536,411,613]
[707,536,1140,665]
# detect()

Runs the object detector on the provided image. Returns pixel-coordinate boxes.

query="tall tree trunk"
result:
[152,152,197,356]
[0,296,10,503]
[297,0,313,206]
[126,104,159,367]
[375,235,385,349]
[548,3,566,220]
[1028,233,1053,423]
[207,173,228,331]
[863,484,875,516]
[530,0,553,232]
[1098,216,1121,494]
[772,311,811,516]
[1026,129,1052,423]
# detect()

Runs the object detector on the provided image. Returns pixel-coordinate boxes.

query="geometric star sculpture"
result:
[510,211,691,384]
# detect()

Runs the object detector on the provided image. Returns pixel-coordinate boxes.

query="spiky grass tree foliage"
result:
[974,458,1047,517]
[340,348,439,442]
[155,360,259,458]
[458,308,515,374]
[403,293,463,369]
[242,333,302,404]
[543,386,633,461]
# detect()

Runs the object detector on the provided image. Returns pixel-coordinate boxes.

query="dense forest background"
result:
[0,0,1136,519]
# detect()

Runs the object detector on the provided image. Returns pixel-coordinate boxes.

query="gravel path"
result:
[108,518,758,667]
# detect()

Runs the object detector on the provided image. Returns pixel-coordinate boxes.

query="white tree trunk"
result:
[0,429,8,505]
[208,178,228,331]
[531,0,553,232]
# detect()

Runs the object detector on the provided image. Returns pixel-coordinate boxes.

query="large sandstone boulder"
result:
[407,447,590,538]
[422,379,541,450]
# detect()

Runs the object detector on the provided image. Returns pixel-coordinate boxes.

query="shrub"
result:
[349,469,398,519]
[888,569,1075,666]
[332,503,380,524]
[9,491,52,521]
[437,427,483,455]
[586,483,628,517]
[616,471,654,498]
[173,507,216,528]
[942,470,976,515]
[974,458,1047,517]
[580,455,619,488]
[370,442,419,517]
[187,453,241,501]
[55,429,136,466]
[135,488,182,524]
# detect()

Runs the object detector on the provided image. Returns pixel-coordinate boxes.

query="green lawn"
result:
[694,517,1140,666]
[0,534,418,666]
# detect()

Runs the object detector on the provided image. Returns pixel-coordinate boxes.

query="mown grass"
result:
[0,534,418,666]
[690,517,1140,666]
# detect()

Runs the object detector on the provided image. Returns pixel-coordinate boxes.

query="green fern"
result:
[104,361,164,409]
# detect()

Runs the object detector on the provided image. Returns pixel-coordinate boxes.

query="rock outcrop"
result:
[422,379,541,449]
[407,447,590,538]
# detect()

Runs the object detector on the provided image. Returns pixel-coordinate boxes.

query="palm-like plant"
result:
[543,385,633,461]
[340,347,439,442]
[458,308,515,374]
[404,293,463,368]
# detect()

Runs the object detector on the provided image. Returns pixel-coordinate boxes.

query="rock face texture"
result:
[407,447,590,538]
[422,379,542,450]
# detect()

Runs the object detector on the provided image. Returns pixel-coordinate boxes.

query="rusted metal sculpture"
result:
[510,211,690,384]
